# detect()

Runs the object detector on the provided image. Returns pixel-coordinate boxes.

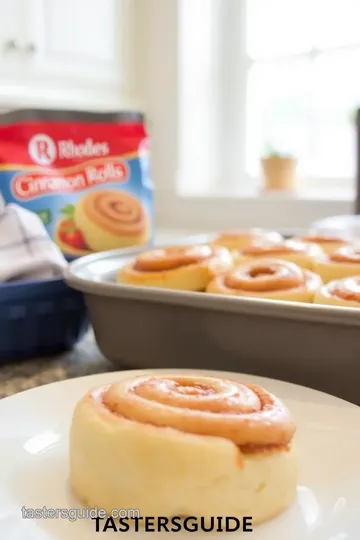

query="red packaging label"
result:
[0,110,153,258]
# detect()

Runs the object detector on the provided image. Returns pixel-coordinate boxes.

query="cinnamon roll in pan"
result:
[211,228,283,250]
[314,276,360,307]
[69,373,298,525]
[233,239,324,270]
[291,233,350,255]
[117,244,233,291]
[74,190,150,251]
[206,259,322,302]
[313,245,360,283]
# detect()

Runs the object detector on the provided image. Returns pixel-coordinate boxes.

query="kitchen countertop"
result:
[0,230,205,400]
[0,332,118,399]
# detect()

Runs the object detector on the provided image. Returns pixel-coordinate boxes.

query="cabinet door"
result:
[0,0,27,75]
[32,0,122,86]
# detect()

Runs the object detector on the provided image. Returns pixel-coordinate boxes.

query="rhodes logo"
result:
[28,134,110,165]
[28,134,57,166]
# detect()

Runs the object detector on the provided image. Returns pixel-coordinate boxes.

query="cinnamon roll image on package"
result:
[69,373,298,525]
[0,109,153,258]
[117,244,234,291]
[206,258,322,303]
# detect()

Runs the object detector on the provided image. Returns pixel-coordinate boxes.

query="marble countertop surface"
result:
[0,230,198,399]
[0,332,119,399]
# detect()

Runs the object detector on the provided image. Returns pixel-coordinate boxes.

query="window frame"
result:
[142,0,354,231]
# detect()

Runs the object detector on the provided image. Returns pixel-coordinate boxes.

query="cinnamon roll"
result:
[233,239,323,270]
[69,372,298,524]
[211,228,283,250]
[313,245,360,283]
[206,259,322,302]
[74,190,150,251]
[314,276,360,308]
[117,244,233,291]
[292,233,349,255]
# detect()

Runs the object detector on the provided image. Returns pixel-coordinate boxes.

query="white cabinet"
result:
[0,0,133,109]
[0,0,27,76]
[32,0,121,84]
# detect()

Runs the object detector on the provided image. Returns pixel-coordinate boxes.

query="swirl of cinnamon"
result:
[133,244,222,272]
[325,277,360,303]
[330,245,360,264]
[81,190,146,237]
[298,234,347,245]
[98,375,296,449]
[241,239,306,257]
[218,260,305,294]
[214,228,282,244]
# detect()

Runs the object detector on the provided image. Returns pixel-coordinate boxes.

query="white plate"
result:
[0,369,359,539]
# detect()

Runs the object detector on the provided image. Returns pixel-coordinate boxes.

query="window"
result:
[245,0,360,190]
[144,0,354,230]
[178,0,360,195]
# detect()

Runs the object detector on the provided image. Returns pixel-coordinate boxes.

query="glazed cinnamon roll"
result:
[117,244,233,291]
[74,190,150,251]
[233,239,323,270]
[292,233,349,255]
[211,228,283,250]
[314,276,360,308]
[313,245,360,283]
[314,275,360,308]
[69,372,298,524]
[206,259,322,303]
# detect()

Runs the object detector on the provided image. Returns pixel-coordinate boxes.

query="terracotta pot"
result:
[261,156,297,191]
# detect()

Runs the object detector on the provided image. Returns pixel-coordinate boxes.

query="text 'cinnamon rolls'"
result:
[69,372,298,525]
[117,244,233,291]
[206,259,322,302]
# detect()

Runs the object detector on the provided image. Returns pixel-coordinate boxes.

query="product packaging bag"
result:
[0,109,153,258]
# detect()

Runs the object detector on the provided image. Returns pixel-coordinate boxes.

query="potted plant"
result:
[260,147,298,192]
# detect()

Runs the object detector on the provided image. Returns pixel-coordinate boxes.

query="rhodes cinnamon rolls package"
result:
[0,109,153,258]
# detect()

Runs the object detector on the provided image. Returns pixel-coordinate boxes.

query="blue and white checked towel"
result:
[0,202,67,281]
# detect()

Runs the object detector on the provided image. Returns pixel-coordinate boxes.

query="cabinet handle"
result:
[24,43,37,54]
[3,39,18,52]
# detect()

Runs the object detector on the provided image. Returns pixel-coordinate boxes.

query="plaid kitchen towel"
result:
[0,202,67,281]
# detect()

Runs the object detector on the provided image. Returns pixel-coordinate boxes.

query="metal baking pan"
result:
[64,234,360,406]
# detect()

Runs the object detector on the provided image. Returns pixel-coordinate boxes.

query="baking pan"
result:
[64,235,360,406]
